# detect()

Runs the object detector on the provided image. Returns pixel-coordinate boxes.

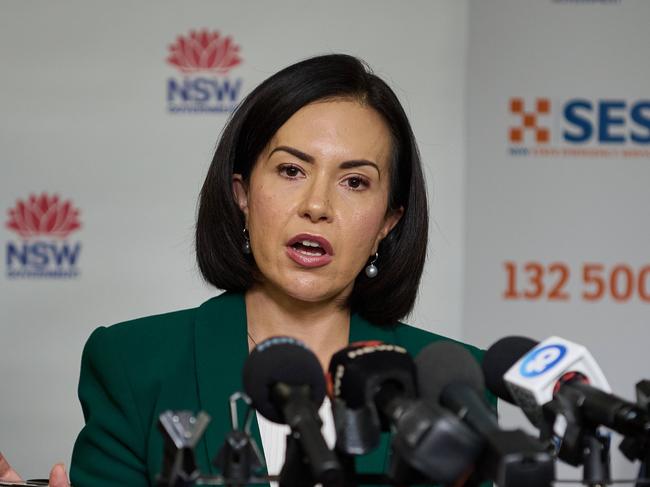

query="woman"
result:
[1,54,486,486]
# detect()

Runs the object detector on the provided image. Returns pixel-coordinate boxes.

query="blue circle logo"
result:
[519,344,567,378]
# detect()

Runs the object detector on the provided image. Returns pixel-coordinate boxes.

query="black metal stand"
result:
[213,428,264,487]
[213,392,265,487]
[279,432,317,487]
[157,411,211,487]
[280,431,353,487]
[582,432,611,487]
[635,380,650,487]
[541,392,611,486]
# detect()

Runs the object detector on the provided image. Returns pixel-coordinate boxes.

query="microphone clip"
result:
[213,392,265,486]
[157,410,211,487]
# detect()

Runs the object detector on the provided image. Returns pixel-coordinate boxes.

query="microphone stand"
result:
[280,430,366,487]
[582,431,611,487]
[632,380,650,487]
[542,391,611,487]
[157,410,211,487]
[272,383,344,487]
[279,431,321,487]
[615,380,650,487]
[213,392,265,487]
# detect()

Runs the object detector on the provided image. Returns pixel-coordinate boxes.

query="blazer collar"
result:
[194,291,253,474]
[194,292,396,475]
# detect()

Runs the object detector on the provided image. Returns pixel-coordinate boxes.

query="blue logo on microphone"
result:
[519,345,567,378]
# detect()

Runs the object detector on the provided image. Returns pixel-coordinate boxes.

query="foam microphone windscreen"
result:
[415,341,485,405]
[327,341,416,409]
[481,336,537,404]
[243,336,326,423]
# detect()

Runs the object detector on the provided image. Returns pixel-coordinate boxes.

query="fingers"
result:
[0,452,22,481]
[49,463,70,487]
[0,453,70,486]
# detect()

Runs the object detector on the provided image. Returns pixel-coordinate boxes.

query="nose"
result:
[298,178,333,223]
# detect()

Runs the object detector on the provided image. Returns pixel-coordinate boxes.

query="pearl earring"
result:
[365,253,379,278]
[242,227,251,254]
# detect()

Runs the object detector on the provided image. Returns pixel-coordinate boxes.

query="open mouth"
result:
[290,240,327,257]
[286,234,334,268]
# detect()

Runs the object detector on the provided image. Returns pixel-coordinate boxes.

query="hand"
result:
[48,464,70,487]
[0,452,21,482]
[0,452,70,486]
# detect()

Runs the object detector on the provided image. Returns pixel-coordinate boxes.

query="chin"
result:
[279,276,351,305]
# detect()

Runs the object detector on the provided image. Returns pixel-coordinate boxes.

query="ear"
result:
[372,206,404,254]
[232,174,249,221]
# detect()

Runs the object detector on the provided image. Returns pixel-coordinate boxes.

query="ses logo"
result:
[166,29,244,114]
[519,344,567,378]
[5,193,82,278]
[508,97,650,158]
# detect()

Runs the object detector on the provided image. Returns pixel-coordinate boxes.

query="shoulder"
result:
[81,292,245,373]
[391,321,485,364]
[88,306,198,346]
[84,292,243,355]
[78,306,201,398]
[76,296,240,423]
[81,306,198,364]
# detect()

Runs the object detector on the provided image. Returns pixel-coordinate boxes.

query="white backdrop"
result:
[465,0,650,482]
[0,0,469,476]
[3,0,648,483]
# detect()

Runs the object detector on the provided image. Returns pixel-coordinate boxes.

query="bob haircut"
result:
[196,53,428,326]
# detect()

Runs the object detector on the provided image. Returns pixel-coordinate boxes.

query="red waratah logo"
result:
[166,29,242,74]
[6,193,81,239]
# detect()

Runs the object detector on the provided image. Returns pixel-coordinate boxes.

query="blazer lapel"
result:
[194,292,268,474]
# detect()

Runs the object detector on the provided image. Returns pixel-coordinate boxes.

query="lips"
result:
[286,233,334,268]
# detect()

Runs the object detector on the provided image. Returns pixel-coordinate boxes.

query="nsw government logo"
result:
[5,193,82,278]
[166,29,244,114]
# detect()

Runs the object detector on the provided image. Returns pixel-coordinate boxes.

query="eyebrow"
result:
[269,145,381,178]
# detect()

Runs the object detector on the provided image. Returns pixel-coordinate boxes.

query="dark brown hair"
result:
[196,54,428,326]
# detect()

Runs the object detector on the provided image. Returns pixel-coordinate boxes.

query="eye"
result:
[343,176,369,190]
[278,164,304,179]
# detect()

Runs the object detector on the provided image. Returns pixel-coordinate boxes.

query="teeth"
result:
[297,249,322,256]
[301,240,321,248]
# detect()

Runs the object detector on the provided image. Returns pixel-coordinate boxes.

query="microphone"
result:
[327,341,483,485]
[242,336,342,487]
[484,336,650,439]
[480,335,537,405]
[327,341,417,433]
[416,340,555,487]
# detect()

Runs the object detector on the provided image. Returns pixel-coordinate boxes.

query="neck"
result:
[245,285,351,370]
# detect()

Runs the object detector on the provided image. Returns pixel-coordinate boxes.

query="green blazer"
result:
[69,292,488,487]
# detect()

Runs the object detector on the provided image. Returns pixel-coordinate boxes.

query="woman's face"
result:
[234,99,402,304]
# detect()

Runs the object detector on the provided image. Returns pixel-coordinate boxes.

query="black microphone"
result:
[328,341,482,485]
[328,341,418,430]
[481,336,537,405]
[416,340,555,487]
[243,336,342,487]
